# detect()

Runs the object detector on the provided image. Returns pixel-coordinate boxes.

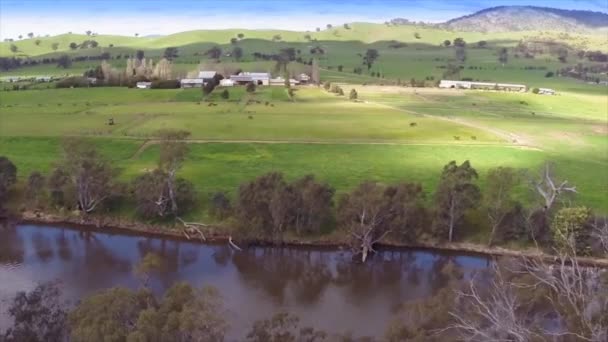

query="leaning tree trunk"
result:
[448,197,456,242]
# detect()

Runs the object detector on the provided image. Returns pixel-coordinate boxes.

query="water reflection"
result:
[0,224,489,337]
[0,224,24,265]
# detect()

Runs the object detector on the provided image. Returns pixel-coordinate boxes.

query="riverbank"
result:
[16,210,608,267]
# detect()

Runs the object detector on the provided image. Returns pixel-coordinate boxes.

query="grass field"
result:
[3,23,608,57]
[2,22,608,97]
[1,85,606,213]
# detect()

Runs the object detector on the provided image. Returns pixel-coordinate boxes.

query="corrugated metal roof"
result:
[241,72,270,80]
[181,78,204,84]
[230,75,253,82]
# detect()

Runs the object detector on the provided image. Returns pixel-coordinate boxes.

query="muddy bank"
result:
[16,210,608,267]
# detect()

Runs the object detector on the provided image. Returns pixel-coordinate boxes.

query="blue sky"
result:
[1,0,606,39]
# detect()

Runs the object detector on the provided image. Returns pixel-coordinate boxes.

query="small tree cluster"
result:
[235,173,334,241]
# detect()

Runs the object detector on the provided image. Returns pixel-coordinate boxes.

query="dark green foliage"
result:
[2,282,68,342]
[246,312,327,342]
[221,89,229,99]
[204,46,222,60]
[57,55,72,68]
[0,156,17,210]
[232,46,243,61]
[54,138,117,214]
[552,207,593,255]
[133,174,196,218]
[163,46,179,60]
[246,82,256,93]
[25,171,45,208]
[433,161,480,242]
[56,76,89,88]
[210,192,231,219]
[349,88,358,100]
[235,173,334,240]
[151,80,180,89]
[363,48,379,69]
[498,47,508,64]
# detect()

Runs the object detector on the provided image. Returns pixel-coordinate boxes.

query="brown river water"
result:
[0,223,490,338]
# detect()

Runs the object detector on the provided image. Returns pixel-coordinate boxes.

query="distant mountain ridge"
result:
[439,6,608,32]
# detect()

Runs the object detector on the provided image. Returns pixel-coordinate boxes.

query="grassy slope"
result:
[1,86,606,212]
[2,22,607,57]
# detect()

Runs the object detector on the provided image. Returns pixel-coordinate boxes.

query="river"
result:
[0,223,491,338]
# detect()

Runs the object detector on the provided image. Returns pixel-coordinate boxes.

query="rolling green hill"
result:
[2,22,607,58]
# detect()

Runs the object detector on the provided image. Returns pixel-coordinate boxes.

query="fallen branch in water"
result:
[228,236,243,251]
[176,217,206,241]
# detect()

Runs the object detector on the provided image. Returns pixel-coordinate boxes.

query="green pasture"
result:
[0,137,606,212]
[0,87,498,143]
[0,85,606,212]
[2,23,607,57]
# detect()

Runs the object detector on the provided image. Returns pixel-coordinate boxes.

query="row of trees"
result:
[1,138,605,259]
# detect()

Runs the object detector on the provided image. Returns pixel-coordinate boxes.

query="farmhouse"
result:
[229,74,253,85]
[198,71,217,83]
[244,72,271,85]
[538,88,556,95]
[439,80,527,92]
[270,77,299,86]
[298,73,311,84]
[136,82,152,89]
[180,78,204,88]
[219,79,235,87]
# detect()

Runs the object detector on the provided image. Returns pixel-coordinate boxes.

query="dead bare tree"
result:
[337,182,390,262]
[532,163,577,211]
[514,241,608,342]
[176,217,206,241]
[447,263,538,342]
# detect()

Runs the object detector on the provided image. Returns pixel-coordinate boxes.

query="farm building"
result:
[198,71,217,83]
[136,82,152,89]
[270,77,299,86]
[241,72,270,85]
[229,74,253,85]
[180,78,204,88]
[219,79,235,87]
[538,88,556,95]
[298,73,311,84]
[439,80,527,92]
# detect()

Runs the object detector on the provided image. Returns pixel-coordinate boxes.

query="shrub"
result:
[151,80,180,89]
[246,82,256,93]
[532,88,540,94]
[56,77,89,88]
[210,192,231,219]
[221,89,229,99]
[545,71,554,77]
[552,207,593,255]
[349,88,357,100]
[323,81,331,91]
